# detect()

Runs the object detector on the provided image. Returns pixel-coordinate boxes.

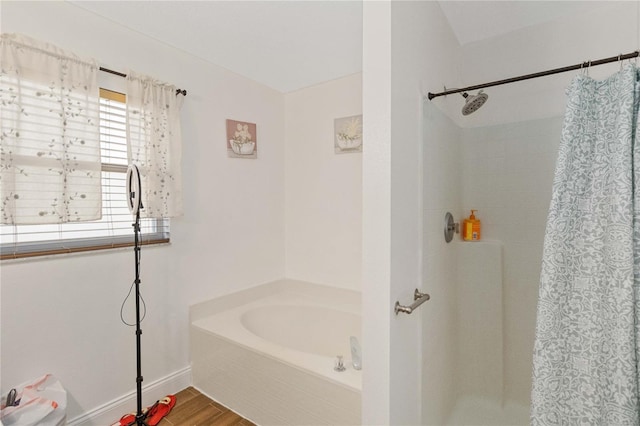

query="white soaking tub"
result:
[190,279,362,426]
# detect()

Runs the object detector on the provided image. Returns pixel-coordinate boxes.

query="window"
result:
[0,89,169,259]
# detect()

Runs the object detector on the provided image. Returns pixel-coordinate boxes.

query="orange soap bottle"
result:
[462,210,481,241]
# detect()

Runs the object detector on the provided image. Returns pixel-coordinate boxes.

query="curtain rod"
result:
[99,66,187,96]
[427,50,640,100]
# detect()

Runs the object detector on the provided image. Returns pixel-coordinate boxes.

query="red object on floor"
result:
[145,395,176,426]
[112,413,136,426]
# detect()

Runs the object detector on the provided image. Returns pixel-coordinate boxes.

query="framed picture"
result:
[226,119,257,159]
[334,114,362,154]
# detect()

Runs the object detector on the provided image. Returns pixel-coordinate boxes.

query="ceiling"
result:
[70,1,363,93]
[438,1,611,46]
[70,1,612,93]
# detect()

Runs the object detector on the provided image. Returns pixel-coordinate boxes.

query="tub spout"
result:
[350,336,362,370]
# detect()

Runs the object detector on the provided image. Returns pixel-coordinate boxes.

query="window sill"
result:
[0,239,170,262]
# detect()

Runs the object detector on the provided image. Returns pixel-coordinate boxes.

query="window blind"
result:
[0,89,169,259]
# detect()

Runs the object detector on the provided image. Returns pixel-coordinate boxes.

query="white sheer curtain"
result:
[0,33,102,224]
[126,71,183,218]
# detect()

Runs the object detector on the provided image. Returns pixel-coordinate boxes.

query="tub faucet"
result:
[350,336,362,370]
[334,355,346,372]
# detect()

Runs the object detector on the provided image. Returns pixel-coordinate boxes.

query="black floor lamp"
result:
[126,164,146,426]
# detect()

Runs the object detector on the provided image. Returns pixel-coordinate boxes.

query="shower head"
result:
[461,90,488,115]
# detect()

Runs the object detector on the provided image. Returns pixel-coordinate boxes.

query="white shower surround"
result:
[422,102,561,424]
[190,279,362,426]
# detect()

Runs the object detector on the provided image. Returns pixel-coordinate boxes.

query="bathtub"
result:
[190,279,362,425]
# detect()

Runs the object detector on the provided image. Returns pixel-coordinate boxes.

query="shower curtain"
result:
[531,64,640,424]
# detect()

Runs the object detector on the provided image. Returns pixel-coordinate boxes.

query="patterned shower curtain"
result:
[531,64,640,424]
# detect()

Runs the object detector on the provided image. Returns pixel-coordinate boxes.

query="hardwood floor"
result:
[158,387,256,426]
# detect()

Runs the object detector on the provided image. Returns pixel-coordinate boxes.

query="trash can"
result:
[1,375,67,426]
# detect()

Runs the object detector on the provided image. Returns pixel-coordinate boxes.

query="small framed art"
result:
[227,119,257,159]
[334,114,362,154]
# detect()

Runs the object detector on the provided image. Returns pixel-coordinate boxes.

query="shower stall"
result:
[408,3,640,424]
[421,103,563,424]
[357,1,640,424]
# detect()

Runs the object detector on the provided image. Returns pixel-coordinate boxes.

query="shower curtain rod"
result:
[100,66,188,96]
[427,50,640,100]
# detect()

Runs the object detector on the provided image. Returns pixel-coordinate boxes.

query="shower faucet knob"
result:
[444,212,459,243]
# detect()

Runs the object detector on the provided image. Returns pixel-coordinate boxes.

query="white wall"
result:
[361,2,392,423]
[455,1,639,129]
[391,2,462,424]
[421,102,461,424]
[284,74,362,290]
[361,1,461,424]
[460,117,562,406]
[1,1,286,420]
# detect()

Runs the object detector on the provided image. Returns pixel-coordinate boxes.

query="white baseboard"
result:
[67,366,191,426]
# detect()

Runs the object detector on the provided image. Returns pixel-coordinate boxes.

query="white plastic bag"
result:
[1,375,66,426]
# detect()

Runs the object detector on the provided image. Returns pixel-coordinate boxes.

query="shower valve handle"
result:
[444,212,459,243]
